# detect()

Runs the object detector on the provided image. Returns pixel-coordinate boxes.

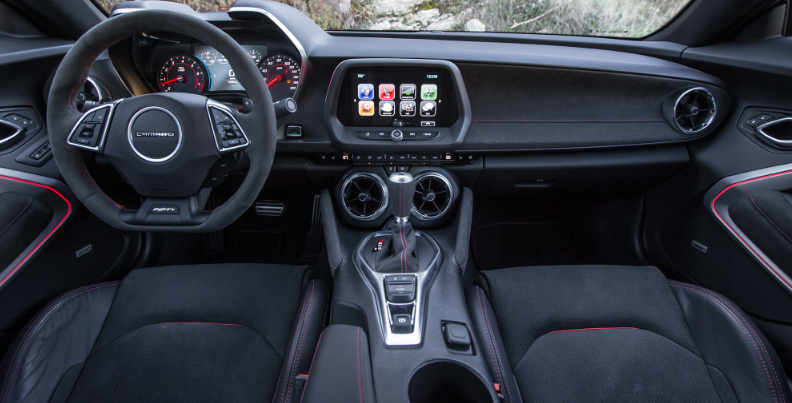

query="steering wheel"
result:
[47,10,276,232]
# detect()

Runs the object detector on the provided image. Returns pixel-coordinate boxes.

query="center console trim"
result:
[354,230,442,346]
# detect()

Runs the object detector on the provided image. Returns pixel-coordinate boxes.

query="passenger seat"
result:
[467,265,790,402]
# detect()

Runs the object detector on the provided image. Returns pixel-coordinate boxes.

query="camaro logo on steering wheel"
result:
[135,131,175,137]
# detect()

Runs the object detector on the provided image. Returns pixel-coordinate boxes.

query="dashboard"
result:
[104,1,732,179]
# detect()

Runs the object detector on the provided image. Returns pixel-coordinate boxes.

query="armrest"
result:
[300,325,375,403]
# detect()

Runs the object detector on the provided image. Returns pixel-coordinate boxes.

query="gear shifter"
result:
[375,172,419,273]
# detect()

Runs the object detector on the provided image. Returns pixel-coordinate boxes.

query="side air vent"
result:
[341,172,388,221]
[412,172,453,220]
[669,87,717,134]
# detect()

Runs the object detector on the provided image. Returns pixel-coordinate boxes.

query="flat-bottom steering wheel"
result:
[47,10,276,232]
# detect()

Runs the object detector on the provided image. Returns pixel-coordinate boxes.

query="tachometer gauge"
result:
[157,55,208,94]
[260,54,302,101]
[199,49,217,65]
[248,50,263,64]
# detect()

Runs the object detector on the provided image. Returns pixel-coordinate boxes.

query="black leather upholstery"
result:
[468,265,791,403]
[0,264,327,403]
[300,325,376,403]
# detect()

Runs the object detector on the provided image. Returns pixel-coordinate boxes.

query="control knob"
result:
[391,130,403,142]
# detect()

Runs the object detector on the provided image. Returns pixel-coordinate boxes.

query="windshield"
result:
[95,0,692,38]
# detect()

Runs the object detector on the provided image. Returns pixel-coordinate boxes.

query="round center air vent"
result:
[673,87,716,134]
[341,172,388,221]
[412,172,453,220]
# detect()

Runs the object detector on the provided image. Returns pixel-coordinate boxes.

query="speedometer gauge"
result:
[157,55,208,94]
[260,54,302,101]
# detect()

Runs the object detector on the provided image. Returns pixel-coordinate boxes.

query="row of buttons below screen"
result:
[355,131,439,141]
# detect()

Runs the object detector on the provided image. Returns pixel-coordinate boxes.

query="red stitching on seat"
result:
[1,282,118,402]
[358,327,364,403]
[299,332,323,403]
[670,282,782,403]
[477,287,512,403]
[549,327,638,334]
[280,282,312,403]
[285,281,315,403]
[159,322,241,326]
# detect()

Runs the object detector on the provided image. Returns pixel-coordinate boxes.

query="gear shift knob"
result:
[387,172,415,222]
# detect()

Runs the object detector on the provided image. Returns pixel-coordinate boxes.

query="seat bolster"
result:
[274,279,329,403]
[466,285,522,403]
[0,282,118,403]
[669,280,792,403]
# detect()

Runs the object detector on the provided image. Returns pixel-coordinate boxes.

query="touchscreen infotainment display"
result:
[337,66,457,128]
[194,45,268,92]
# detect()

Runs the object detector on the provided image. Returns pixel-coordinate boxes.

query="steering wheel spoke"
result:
[66,99,122,153]
[119,194,212,226]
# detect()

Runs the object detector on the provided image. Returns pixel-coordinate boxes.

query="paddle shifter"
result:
[375,172,419,273]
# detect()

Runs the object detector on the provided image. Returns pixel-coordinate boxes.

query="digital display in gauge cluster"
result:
[338,67,457,128]
[191,45,302,102]
[194,45,268,92]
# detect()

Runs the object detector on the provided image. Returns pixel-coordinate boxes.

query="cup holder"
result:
[408,360,496,403]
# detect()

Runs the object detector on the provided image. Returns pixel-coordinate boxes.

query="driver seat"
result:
[0,263,327,403]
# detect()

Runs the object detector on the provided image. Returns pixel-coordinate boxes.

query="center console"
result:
[304,59,497,403]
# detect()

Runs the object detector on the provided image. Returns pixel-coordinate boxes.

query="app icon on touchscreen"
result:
[401,84,416,100]
[400,101,416,117]
[358,84,374,100]
[420,101,436,117]
[380,101,395,116]
[359,101,375,116]
[421,84,437,100]
[379,84,396,100]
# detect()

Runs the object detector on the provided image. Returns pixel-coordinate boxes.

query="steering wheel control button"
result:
[391,130,403,142]
[127,106,182,163]
[67,101,119,152]
[150,205,180,214]
[207,100,250,153]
